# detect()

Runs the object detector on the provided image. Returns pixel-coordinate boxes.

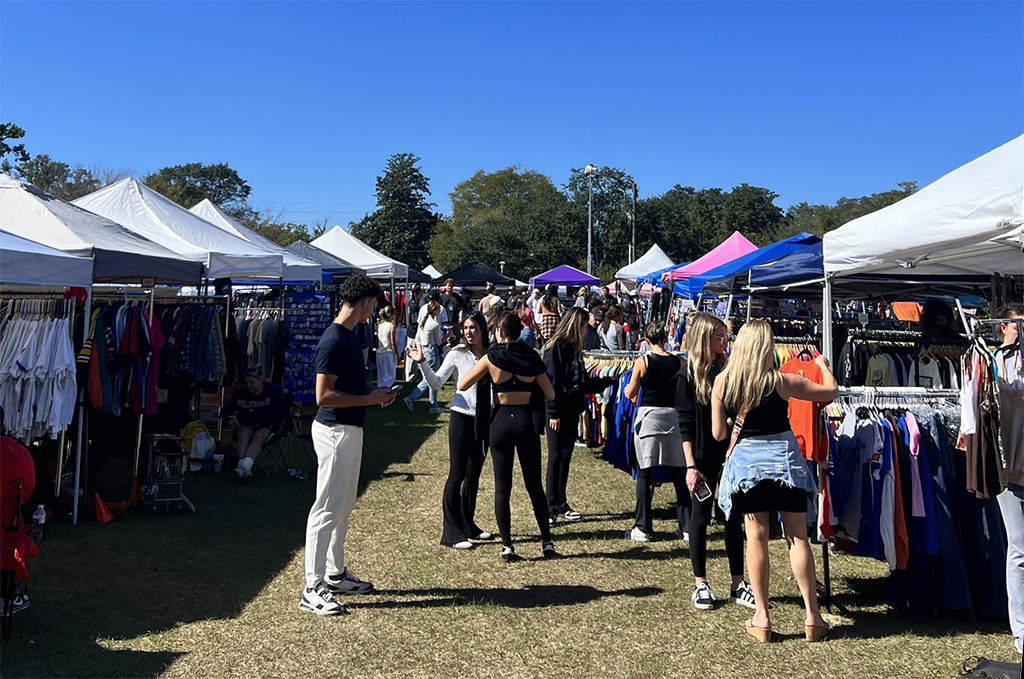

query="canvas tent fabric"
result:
[0,229,93,287]
[748,241,824,290]
[310,226,409,279]
[691,233,821,297]
[74,179,285,279]
[407,269,432,283]
[433,261,513,287]
[614,244,675,281]
[0,175,203,285]
[662,232,758,283]
[824,134,1024,278]
[529,265,599,287]
[422,264,442,279]
[284,241,365,279]
[189,199,321,283]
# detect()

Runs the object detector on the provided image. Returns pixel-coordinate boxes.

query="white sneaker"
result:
[234,465,246,479]
[450,540,474,550]
[299,583,347,616]
[625,527,651,543]
[472,531,494,541]
[561,508,582,522]
[324,569,374,595]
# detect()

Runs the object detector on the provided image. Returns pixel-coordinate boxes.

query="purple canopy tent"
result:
[528,264,600,287]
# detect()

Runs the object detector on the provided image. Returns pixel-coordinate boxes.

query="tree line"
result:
[1,122,916,280]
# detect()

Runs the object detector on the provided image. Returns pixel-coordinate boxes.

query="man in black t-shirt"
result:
[300,275,397,616]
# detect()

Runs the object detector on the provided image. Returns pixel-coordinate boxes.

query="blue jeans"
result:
[999,487,1024,641]
[718,431,817,521]
[408,346,440,407]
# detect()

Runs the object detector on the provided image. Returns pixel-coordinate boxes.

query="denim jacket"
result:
[718,431,818,520]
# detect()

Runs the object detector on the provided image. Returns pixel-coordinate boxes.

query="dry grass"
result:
[2,390,1019,679]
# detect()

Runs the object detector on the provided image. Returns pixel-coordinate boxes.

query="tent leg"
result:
[822,276,833,365]
[724,294,733,320]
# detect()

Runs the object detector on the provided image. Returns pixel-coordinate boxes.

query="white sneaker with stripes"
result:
[325,569,375,595]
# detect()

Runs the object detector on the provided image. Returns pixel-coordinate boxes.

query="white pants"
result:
[305,420,363,588]
[376,350,396,387]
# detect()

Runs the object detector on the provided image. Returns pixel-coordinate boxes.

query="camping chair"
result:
[290,410,318,478]
[253,418,292,478]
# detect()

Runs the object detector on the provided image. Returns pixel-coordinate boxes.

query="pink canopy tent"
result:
[661,231,757,283]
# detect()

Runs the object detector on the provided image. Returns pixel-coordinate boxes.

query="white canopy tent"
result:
[821,135,1024,363]
[0,174,204,285]
[74,179,285,279]
[0,228,94,287]
[422,264,442,279]
[615,243,675,282]
[311,226,409,279]
[189,199,321,283]
[824,134,1024,279]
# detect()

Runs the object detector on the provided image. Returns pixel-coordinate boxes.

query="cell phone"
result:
[390,384,404,393]
[694,482,713,502]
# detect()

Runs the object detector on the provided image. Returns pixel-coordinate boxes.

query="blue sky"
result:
[2,1,1021,229]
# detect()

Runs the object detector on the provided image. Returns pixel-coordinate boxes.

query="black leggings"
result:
[441,412,487,546]
[490,405,551,547]
[545,411,580,517]
[634,466,689,535]
[689,458,745,579]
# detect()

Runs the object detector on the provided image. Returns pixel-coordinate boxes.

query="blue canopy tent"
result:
[674,233,821,298]
[748,241,824,290]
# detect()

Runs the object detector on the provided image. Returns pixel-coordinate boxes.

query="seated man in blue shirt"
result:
[222,366,289,480]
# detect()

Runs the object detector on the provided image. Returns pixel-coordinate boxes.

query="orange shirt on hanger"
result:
[780,356,831,461]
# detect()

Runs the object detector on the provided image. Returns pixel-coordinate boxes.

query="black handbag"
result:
[961,656,1022,679]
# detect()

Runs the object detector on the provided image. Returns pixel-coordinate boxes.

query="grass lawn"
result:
[2,388,1019,679]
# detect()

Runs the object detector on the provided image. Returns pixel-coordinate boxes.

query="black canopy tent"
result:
[433,261,514,287]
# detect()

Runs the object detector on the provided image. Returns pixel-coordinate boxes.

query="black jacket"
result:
[676,361,728,463]
[544,340,612,419]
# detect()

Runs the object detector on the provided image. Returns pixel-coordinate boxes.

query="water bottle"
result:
[29,504,46,544]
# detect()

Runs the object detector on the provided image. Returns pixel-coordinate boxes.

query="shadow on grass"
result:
[556,545,729,562]
[1,404,438,679]
[347,584,663,610]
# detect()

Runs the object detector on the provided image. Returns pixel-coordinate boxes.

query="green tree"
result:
[431,166,579,278]
[12,154,102,200]
[564,166,640,279]
[144,162,252,213]
[0,122,30,172]
[783,181,918,237]
[351,153,439,270]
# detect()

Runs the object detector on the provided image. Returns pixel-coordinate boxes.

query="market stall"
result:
[529,264,599,288]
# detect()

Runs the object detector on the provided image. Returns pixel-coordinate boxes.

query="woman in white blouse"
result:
[408,311,493,550]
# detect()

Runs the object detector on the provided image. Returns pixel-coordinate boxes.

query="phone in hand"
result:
[694,482,713,502]
[390,384,404,394]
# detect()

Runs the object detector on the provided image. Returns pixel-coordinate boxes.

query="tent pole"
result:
[820,274,833,613]
[71,285,92,526]
[746,270,754,322]
[724,294,734,321]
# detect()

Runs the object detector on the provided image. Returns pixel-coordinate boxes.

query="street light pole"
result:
[622,180,638,263]
[584,164,598,276]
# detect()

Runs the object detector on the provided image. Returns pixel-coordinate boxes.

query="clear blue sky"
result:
[2,1,1021,229]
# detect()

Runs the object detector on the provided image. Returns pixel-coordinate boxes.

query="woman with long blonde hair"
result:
[544,307,613,523]
[711,320,837,643]
[677,313,753,612]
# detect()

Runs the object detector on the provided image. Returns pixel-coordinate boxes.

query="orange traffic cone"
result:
[94,493,114,524]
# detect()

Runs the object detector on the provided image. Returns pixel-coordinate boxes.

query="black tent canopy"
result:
[433,261,513,287]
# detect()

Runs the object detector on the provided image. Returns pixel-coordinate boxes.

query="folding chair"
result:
[290,411,318,478]
[254,419,291,478]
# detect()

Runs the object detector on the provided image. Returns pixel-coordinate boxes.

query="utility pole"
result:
[584,164,598,276]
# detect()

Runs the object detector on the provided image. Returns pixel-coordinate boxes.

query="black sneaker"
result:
[299,583,347,616]
[730,580,756,610]
[542,542,559,559]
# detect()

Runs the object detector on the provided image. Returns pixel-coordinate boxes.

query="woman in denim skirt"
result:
[711,320,838,643]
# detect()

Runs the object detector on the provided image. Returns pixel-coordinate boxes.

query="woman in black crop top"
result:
[710,321,838,643]
[459,311,557,562]
[622,322,688,543]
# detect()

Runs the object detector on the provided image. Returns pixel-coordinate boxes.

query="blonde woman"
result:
[375,306,397,388]
[711,320,838,642]
[678,313,752,611]
[544,307,615,523]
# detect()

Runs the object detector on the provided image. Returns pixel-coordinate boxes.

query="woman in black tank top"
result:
[622,322,689,542]
[459,311,557,562]
[710,321,838,643]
